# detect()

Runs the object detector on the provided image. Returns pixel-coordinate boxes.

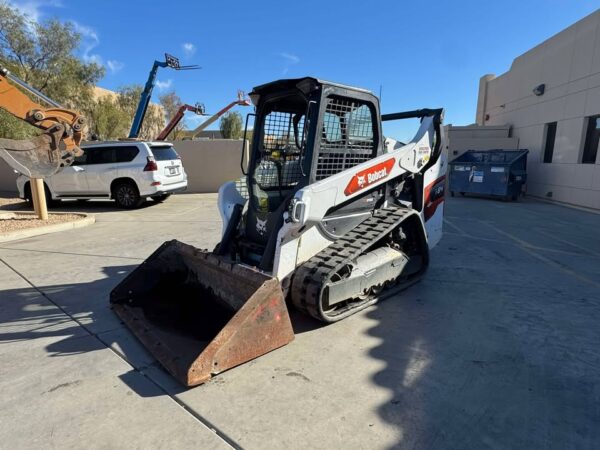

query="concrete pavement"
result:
[0,194,599,449]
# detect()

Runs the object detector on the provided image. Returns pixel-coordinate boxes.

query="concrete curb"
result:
[0,212,95,243]
[527,194,600,215]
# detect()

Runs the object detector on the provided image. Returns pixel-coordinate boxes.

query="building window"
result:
[543,122,557,163]
[582,115,600,164]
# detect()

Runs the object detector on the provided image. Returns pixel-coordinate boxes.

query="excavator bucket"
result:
[0,68,84,178]
[110,240,295,387]
[0,132,77,179]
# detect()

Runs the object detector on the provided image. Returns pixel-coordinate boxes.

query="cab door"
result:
[48,152,89,196]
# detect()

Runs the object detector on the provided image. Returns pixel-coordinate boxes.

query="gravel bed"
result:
[0,213,84,233]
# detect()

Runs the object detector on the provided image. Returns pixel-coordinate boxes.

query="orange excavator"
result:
[0,66,85,178]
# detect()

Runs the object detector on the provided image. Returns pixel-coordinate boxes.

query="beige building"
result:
[446,124,519,160]
[476,9,600,209]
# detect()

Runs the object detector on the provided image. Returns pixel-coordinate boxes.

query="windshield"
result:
[150,145,179,161]
[250,97,308,212]
[254,110,305,190]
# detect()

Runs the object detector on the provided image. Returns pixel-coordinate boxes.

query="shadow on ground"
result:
[43,198,161,214]
[0,264,192,395]
[0,261,325,399]
[364,203,600,448]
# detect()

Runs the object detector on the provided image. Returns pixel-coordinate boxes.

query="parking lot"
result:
[1,194,599,449]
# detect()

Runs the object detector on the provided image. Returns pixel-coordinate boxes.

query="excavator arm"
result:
[0,67,86,178]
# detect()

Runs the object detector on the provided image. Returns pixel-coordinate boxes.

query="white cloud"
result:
[280,52,300,64]
[182,42,196,57]
[7,0,63,23]
[279,52,300,74]
[7,2,126,77]
[107,60,124,74]
[155,79,173,91]
[72,22,123,75]
[72,21,102,65]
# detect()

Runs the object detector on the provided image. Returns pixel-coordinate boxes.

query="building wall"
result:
[173,139,246,193]
[0,139,247,194]
[446,124,519,160]
[477,9,600,209]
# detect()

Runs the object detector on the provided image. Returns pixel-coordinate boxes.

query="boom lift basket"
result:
[110,240,294,386]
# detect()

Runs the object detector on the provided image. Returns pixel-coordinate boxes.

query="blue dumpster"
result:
[449,149,528,201]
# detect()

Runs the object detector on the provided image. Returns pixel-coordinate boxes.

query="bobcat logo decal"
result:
[256,217,267,236]
[344,158,396,196]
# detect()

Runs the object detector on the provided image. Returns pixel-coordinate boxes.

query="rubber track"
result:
[291,207,414,322]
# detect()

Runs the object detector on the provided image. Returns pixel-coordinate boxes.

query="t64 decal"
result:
[424,175,446,221]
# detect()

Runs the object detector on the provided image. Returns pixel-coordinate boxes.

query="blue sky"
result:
[10,0,600,140]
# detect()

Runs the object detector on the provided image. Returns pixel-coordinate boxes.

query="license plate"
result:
[168,166,180,175]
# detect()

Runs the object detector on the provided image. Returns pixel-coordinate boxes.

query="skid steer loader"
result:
[111,77,447,386]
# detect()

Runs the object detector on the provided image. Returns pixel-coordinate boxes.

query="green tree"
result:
[116,85,165,140]
[0,2,104,138]
[86,96,130,140]
[219,111,243,139]
[159,91,185,140]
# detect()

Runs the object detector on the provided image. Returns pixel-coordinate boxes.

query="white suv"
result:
[16,141,187,209]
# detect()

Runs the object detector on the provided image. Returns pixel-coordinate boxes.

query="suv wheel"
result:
[113,181,143,209]
[25,182,59,208]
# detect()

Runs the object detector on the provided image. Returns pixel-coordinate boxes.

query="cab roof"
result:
[249,77,374,99]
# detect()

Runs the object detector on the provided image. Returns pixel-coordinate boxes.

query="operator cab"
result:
[236,77,384,269]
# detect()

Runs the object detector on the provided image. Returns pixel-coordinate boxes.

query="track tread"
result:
[291,207,416,322]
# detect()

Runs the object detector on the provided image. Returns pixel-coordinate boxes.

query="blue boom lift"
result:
[128,53,199,139]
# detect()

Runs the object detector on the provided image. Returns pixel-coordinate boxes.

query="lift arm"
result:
[156,103,205,141]
[0,67,86,178]
[128,54,199,139]
[190,91,250,139]
[289,109,445,226]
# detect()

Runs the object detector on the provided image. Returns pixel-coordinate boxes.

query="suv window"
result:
[150,145,179,161]
[79,145,140,165]
[73,152,88,166]
[86,148,115,165]
[115,146,140,163]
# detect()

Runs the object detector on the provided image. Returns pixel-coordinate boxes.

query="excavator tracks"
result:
[291,207,426,322]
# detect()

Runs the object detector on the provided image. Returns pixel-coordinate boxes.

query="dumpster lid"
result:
[451,149,528,165]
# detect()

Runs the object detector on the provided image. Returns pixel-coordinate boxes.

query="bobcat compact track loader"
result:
[110,77,447,386]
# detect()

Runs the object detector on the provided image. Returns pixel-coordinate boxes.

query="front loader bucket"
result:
[110,240,294,387]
